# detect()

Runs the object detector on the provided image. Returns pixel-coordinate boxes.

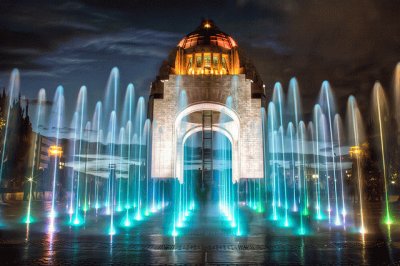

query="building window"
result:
[187,56,192,68]
[196,55,202,68]
[186,56,193,74]
[204,54,211,68]
[213,55,219,68]
[221,56,228,71]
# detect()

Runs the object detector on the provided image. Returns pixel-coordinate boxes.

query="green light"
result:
[23,215,34,224]
[172,229,178,237]
[134,213,142,221]
[384,216,394,225]
[72,216,82,226]
[284,220,289,227]
[124,217,131,227]
[109,226,116,236]
[230,221,236,228]
[177,220,183,228]
[298,227,306,235]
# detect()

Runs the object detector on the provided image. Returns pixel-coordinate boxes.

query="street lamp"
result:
[349,145,364,159]
[48,145,63,157]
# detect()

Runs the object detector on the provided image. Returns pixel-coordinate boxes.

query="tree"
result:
[0,88,33,189]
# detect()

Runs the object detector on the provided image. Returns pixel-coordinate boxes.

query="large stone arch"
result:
[150,74,264,181]
[174,102,240,183]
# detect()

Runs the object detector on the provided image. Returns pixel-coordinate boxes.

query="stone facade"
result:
[150,74,264,181]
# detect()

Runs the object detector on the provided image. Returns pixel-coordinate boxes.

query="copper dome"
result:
[177,19,237,50]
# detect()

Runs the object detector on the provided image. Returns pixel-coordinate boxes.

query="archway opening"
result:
[182,130,235,206]
[171,105,242,235]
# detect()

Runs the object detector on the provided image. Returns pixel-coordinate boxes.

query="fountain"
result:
[0,62,397,238]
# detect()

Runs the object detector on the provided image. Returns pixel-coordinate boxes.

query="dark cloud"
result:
[234,0,400,115]
[0,0,398,117]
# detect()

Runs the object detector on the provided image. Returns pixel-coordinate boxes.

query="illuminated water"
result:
[0,63,398,249]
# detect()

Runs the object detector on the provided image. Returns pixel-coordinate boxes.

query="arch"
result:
[174,102,240,183]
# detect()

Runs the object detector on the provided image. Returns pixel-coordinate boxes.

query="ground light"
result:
[123,211,131,227]
[359,226,367,235]
[72,216,82,226]
[23,215,34,224]
[134,212,142,221]
[384,216,394,225]
[109,226,116,236]
[171,228,178,237]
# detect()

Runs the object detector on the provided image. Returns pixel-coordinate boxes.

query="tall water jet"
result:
[83,121,91,213]
[92,101,102,210]
[107,111,117,235]
[278,124,289,226]
[313,105,322,220]
[134,97,146,221]
[334,114,347,224]
[320,113,331,223]
[268,102,278,220]
[319,81,340,225]
[72,86,87,226]
[123,121,132,226]
[48,86,65,231]
[122,84,135,129]
[143,119,151,216]
[122,84,135,223]
[298,121,307,233]
[272,83,287,217]
[287,122,297,212]
[347,96,367,233]
[287,78,302,125]
[371,84,392,225]
[25,89,46,224]
[104,67,120,121]
[117,127,125,212]
[69,112,79,216]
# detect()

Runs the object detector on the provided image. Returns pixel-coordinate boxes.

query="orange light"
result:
[48,145,63,157]
[349,146,363,158]
[204,22,211,28]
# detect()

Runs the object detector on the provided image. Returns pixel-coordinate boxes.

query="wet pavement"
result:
[1,201,400,265]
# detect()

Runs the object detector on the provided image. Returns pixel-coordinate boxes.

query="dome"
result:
[152,19,264,97]
[178,19,237,50]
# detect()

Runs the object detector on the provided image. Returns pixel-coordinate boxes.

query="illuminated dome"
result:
[153,19,264,98]
[178,19,237,50]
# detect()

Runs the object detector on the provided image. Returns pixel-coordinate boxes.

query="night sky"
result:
[0,0,399,116]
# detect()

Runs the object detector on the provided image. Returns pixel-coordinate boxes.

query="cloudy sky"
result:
[0,0,399,116]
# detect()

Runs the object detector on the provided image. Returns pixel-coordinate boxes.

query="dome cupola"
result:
[177,19,237,50]
[174,19,241,75]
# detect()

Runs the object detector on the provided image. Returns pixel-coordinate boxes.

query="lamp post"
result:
[48,145,63,158]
